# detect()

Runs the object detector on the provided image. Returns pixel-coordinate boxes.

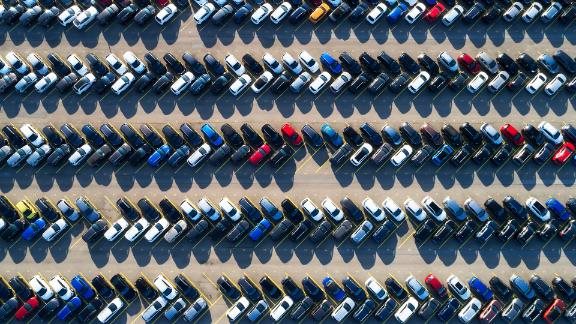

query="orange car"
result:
[309,3,331,23]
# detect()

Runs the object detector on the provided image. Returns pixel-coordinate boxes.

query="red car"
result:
[479,299,503,323]
[155,0,169,7]
[15,296,39,320]
[249,144,272,166]
[281,123,303,146]
[500,124,525,146]
[552,142,575,165]
[457,53,481,74]
[423,3,445,22]
[543,299,566,324]
[424,274,448,299]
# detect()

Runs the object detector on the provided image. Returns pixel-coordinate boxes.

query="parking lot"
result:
[1,0,576,322]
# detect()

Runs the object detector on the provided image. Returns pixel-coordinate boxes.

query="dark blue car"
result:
[57,296,82,320]
[320,53,342,74]
[147,144,171,167]
[386,3,408,24]
[259,198,283,222]
[545,198,571,221]
[432,144,454,166]
[468,276,493,302]
[322,276,346,302]
[321,123,344,148]
[249,219,272,241]
[71,275,95,300]
[21,218,47,241]
[201,124,224,147]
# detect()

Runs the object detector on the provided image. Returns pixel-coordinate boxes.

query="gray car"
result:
[501,298,524,323]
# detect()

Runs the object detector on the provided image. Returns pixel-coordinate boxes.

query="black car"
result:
[309,220,332,243]
[552,277,576,302]
[139,124,164,149]
[180,123,203,148]
[349,72,372,94]
[329,2,351,22]
[47,144,71,166]
[301,124,323,148]
[414,219,436,243]
[77,297,105,322]
[348,2,369,22]
[289,3,310,24]
[240,123,264,148]
[411,145,434,166]
[441,124,463,147]
[46,53,71,78]
[418,53,440,75]
[517,221,537,245]
[242,54,264,75]
[238,197,262,223]
[496,53,519,76]
[37,6,60,27]
[484,198,507,222]
[260,276,282,300]
[86,53,109,77]
[144,52,167,76]
[503,195,527,221]
[161,125,185,148]
[261,124,284,148]
[2,219,26,242]
[340,197,364,223]
[163,53,185,75]
[212,4,234,25]
[497,219,519,242]
[42,125,65,147]
[343,126,363,146]
[522,299,545,322]
[269,145,294,168]
[533,143,554,165]
[428,74,447,92]
[9,276,32,300]
[463,2,485,23]
[82,124,106,148]
[330,143,353,165]
[432,220,457,244]
[0,196,19,223]
[506,72,527,92]
[359,122,383,147]
[99,124,123,148]
[116,197,140,223]
[174,274,200,300]
[2,125,26,148]
[210,72,232,94]
[158,198,182,223]
[454,220,477,243]
[399,53,420,75]
[189,74,212,95]
[290,297,314,320]
[59,123,85,149]
[372,220,396,244]
[120,123,145,149]
[529,275,554,302]
[359,52,380,75]
[475,220,497,243]
[481,4,502,23]
[378,51,401,75]
[220,124,244,149]
[559,4,576,25]
[436,297,460,321]
[134,72,156,93]
[522,124,545,147]
[217,276,241,301]
[471,143,491,163]
[0,297,19,320]
[35,197,61,223]
[238,276,261,302]
[448,72,468,91]
[489,276,513,303]
[332,219,354,240]
[92,72,116,94]
[152,72,174,94]
[385,277,408,301]
[282,276,305,302]
[517,53,538,76]
[399,122,422,147]
[138,198,161,222]
[281,199,304,223]
[203,54,225,76]
[233,3,253,24]
[186,219,210,240]
[270,73,291,94]
[117,4,138,24]
[418,298,440,320]
[269,218,294,241]
[82,220,108,243]
[374,297,397,321]
[311,299,332,321]
[230,145,250,164]
[97,3,119,25]
[290,219,313,242]
[91,275,115,300]
[110,274,136,302]
[38,297,61,319]
[388,72,411,93]
[302,277,324,302]
[209,144,232,165]
[339,52,362,76]
[226,220,250,242]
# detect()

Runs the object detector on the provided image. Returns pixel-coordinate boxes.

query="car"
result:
[251,3,273,24]
[73,6,97,29]
[42,218,68,242]
[226,297,249,322]
[366,3,387,24]
[447,275,471,301]
[524,72,548,94]
[467,71,489,93]
[394,297,418,323]
[386,2,408,24]
[510,274,535,301]
[522,299,545,322]
[155,3,177,24]
[468,277,493,303]
[528,275,554,302]
[522,1,543,22]
[309,2,330,23]
[526,197,551,222]
[96,298,123,323]
[458,298,481,323]
[141,296,168,322]
[406,276,429,301]
[404,2,426,23]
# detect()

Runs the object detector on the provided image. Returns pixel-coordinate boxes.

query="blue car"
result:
[147,144,171,167]
[201,124,224,147]
[545,198,571,221]
[322,276,346,302]
[431,144,454,166]
[468,276,493,302]
[510,274,535,301]
[249,219,272,241]
[320,53,342,74]
[21,218,47,241]
[259,197,283,222]
[71,275,95,300]
[321,123,344,148]
[57,296,82,320]
[386,3,408,24]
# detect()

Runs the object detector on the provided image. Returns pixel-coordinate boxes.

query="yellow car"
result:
[16,199,39,221]
[309,3,331,24]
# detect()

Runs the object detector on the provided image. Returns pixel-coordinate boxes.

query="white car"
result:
[290,72,312,93]
[301,198,324,221]
[142,296,168,322]
[350,220,373,244]
[198,198,221,222]
[73,73,96,95]
[405,2,426,24]
[408,71,430,93]
[225,54,245,77]
[421,196,446,222]
[270,2,292,24]
[321,198,344,222]
[171,72,195,95]
[467,71,489,93]
[29,275,54,301]
[390,144,413,167]
[7,145,33,167]
[153,274,178,300]
[219,198,242,222]
[67,54,88,76]
[309,72,332,94]
[350,143,373,166]
[68,144,92,166]
[487,71,510,93]
[526,197,551,221]
[544,73,566,96]
[123,51,146,74]
[525,72,547,94]
[111,72,135,95]
[270,295,294,321]
[104,218,129,242]
[330,72,352,93]
[366,3,387,24]
[124,218,150,242]
[458,298,482,323]
[362,197,385,222]
[180,199,201,222]
[441,4,463,26]
[106,54,128,75]
[541,2,562,23]
[97,297,124,323]
[73,6,97,29]
[0,57,12,75]
[394,297,418,323]
[437,51,458,72]
[58,5,81,26]
[299,51,320,73]
[6,52,29,75]
[503,2,523,22]
[15,72,37,93]
[42,218,68,242]
[34,72,58,93]
[187,143,212,167]
[382,197,406,222]
[26,53,49,76]
[227,297,250,322]
[365,277,387,300]
[403,198,427,222]
[538,121,563,145]
[447,275,471,300]
[251,3,273,24]
[251,71,274,93]
[229,74,252,96]
[164,219,187,243]
[331,297,355,322]
[193,3,216,24]
[145,218,170,243]
[522,2,543,23]
[281,52,302,74]
[27,144,51,166]
[263,53,283,74]
[20,124,44,147]
[49,275,74,301]
[156,3,178,25]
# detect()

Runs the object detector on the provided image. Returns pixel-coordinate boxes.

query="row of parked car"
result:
[1,120,575,172]
[0,272,212,323]
[2,49,576,98]
[216,272,576,323]
[1,189,574,249]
